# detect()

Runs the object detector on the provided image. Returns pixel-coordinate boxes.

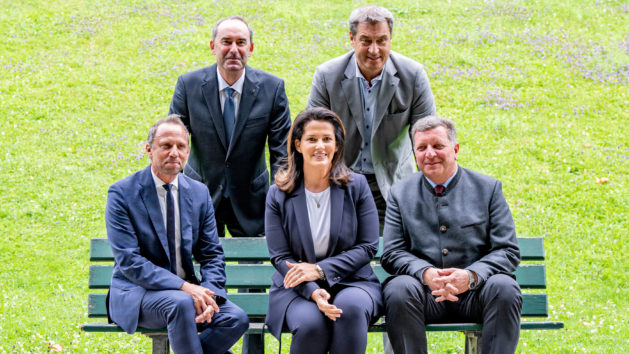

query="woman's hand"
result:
[311,289,342,321]
[283,261,321,288]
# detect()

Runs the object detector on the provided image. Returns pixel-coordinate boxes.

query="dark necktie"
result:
[223,87,235,146]
[435,184,445,197]
[163,184,178,274]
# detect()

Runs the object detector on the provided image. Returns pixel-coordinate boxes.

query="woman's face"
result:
[295,120,338,172]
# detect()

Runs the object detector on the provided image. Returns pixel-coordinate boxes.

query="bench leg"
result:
[144,333,169,354]
[464,331,482,354]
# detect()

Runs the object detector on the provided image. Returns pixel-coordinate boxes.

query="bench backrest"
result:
[88,237,549,319]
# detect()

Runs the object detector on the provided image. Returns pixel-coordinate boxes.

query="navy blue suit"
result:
[106,166,248,353]
[264,174,383,353]
[169,65,291,237]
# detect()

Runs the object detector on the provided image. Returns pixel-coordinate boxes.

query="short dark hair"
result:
[275,107,352,193]
[349,5,394,37]
[410,115,457,145]
[147,114,189,146]
[212,16,253,43]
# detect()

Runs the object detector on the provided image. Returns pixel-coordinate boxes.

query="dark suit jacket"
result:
[169,65,291,237]
[381,167,520,284]
[105,165,226,334]
[264,174,383,339]
[308,51,436,199]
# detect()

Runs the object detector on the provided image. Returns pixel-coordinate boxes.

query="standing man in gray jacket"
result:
[308,5,436,224]
[382,116,522,354]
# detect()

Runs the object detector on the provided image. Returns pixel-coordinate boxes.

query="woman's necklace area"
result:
[306,187,330,208]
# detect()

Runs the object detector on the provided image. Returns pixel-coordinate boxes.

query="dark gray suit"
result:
[308,51,435,200]
[382,167,522,354]
[170,64,291,237]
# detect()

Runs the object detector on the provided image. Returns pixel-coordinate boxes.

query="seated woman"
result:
[264,107,383,354]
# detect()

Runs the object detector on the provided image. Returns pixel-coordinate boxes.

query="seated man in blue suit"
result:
[382,116,522,354]
[105,115,248,353]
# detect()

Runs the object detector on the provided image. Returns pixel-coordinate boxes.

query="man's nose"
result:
[368,42,378,54]
[425,147,436,157]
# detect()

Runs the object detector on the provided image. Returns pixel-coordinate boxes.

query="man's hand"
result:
[423,267,472,302]
[311,288,342,321]
[180,282,220,322]
[284,261,320,288]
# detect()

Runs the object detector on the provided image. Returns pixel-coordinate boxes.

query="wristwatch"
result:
[466,270,477,290]
[315,264,326,281]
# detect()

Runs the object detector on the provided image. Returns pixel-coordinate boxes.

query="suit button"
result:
[225,162,231,168]
[442,248,449,256]
[440,225,447,233]
[334,276,340,281]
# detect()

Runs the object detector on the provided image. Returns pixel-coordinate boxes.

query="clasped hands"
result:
[283,261,342,321]
[181,282,220,323]
[423,267,473,302]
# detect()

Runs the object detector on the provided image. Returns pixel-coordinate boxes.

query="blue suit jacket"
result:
[169,64,291,237]
[105,165,226,334]
[264,173,383,339]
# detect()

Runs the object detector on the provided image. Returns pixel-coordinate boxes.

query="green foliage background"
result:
[0,0,627,352]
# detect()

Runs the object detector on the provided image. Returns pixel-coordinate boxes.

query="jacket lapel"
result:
[292,183,317,263]
[341,55,365,141]
[373,57,399,135]
[201,65,228,150]
[177,175,197,281]
[228,67,260,156]
[326,183,344,256]
[139,166,170,259]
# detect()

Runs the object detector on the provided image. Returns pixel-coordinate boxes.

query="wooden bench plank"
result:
[91,236,546,262]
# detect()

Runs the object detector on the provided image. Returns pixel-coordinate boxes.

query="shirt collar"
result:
[217,67,246,95]
[354,57,384,86]
[425,166,458,188]
[151,168,179,191]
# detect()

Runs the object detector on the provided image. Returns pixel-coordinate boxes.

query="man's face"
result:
[350,20,392,81]
[211,19,254,80]
[146,123,190,183]
[413,126,459,184]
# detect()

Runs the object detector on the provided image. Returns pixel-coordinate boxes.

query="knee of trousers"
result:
[483,274,522,308]
[166,291,196,321]
[291,313,329,339]
[383,275,427,310]
[231,306,250,333]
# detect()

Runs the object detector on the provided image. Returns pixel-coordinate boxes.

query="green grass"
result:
[1,0,627,352]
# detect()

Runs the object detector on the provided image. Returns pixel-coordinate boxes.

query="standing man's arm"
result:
[169,76,191,128]
[307,67,331,109]
[267,79,291,181]
[409,66,436,126]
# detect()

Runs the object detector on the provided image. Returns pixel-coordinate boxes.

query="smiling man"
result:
[381,116,522,354]
[308,5,436,225]
[169,16,291,240]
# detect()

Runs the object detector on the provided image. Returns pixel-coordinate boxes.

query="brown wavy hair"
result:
[275,107,352,193]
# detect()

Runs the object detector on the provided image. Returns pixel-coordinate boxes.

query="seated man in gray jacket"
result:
[381,116,522,354]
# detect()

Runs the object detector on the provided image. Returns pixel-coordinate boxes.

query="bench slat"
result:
[89,264,547,289]
[90,237,545,262]
[88,292,549,318]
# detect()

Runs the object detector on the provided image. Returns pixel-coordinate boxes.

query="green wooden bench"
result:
[82,236,563,353]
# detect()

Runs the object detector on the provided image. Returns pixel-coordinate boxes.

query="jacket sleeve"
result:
[317,176,379,287]
[106,184,185,291]
[307,67,331,109]
[267,80,291,181]
[381,186,434,278]
[194,188,227,299]
[409,65,436,126]
[168,75,191,129]
[466,181,520,283]
[265,187,320,299]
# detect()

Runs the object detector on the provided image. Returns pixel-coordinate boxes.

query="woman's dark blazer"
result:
[264,173,383,339]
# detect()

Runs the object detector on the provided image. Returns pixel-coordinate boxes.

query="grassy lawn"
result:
[1,0,627,352]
